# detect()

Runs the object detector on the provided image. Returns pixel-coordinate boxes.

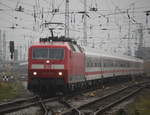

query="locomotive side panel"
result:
[68,44,85,83]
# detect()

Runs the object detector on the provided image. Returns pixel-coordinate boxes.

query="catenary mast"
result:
[83,0,87,46]
[65,0,69,38]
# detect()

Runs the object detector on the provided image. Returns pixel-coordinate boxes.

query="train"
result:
[27,37,144,95]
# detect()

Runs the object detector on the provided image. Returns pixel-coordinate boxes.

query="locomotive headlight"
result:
[33,72,37,75]
[58,72,63,76]
[46,60,50,63]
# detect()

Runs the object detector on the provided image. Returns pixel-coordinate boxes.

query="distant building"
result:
[135,47,150,60]
[144,60,150,76]
[135,47,150,76]
[0,30,2,62]
[14,49,18,61]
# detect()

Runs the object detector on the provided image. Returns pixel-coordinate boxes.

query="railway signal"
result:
[9,41,14,59]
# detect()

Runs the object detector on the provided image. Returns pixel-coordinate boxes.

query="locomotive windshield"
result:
[32,48,64,60]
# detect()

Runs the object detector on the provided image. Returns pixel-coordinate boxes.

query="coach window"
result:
[86,61,88,67]
[116,61,118,67]
[103,60,106,67]
[103,62,105,67]
[106,60,110,67]
[87,62,89,67]
[110,61,113,67]
[120,61,122,67]
[109,60,113,67]
[89,61,91,67]
[135,63,137,67]
[90,61,93,67]
[136,62,139,67]
[126,62,129,67]
[128,62,131,67]
[97,58,99,66]
[99,61,101,67]
[119,61,121,67]
[137,63,139,67]
[88,59,91,67]
[110,60,113,67]
[130,62,133,67]
[86,58,89,67]
[91,60,93,67]
[95,62,97,67]
[93,58,95,67]
[120,61,123,67]
[124,62,126,67]
[116,61,119,67]
[127,62,129,67]
[105,60,107,67]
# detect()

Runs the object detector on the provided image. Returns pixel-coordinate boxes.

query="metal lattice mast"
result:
[65,0,69,38]
[0,30,2,61]
[138,23,143,49]
[128,19,131,56]
[83,0,87,46]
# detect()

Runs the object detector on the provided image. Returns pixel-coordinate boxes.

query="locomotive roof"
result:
[31,41,70,46]
[39,36,77,44]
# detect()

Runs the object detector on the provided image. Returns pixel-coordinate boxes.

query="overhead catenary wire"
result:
[0,0,149,40]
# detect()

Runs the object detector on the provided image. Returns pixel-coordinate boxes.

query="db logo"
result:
[44,65,51,69]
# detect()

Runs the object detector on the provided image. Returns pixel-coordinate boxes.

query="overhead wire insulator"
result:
[51,0,59,14]
[33,5,36,23]
[107,17,109,23]
[145,11,150,25]
[89,0,98,12]
[127,9,130,19]
[41,8,44,19]
[15,0,24,12]
[74,13,76,24]
[15,5,24,12]
[52,8,59,13]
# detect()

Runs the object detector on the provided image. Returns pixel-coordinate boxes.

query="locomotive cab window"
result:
[32,48,48,59]
[69,43,82,53]
[73,44,81,53]
[32,48,64,60]
[69,43,76,51]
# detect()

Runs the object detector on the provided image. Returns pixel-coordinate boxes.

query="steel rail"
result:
[0,96,58,114]
[38,98,49,115]
[61,81,150,115]
[61,84,134,115]
[93,87,143,115]
[0,96,38,112]
[59,98,82,115]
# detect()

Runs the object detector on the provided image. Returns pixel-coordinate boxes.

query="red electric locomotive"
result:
[28,37,85,94]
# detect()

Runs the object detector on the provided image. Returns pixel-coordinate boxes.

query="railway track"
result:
[61,81,149,115]
[38,98,49,115]
[0,81,149,115]
[0,95,58,114]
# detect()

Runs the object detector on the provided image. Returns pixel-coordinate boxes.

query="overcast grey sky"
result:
[0,0,150,57]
